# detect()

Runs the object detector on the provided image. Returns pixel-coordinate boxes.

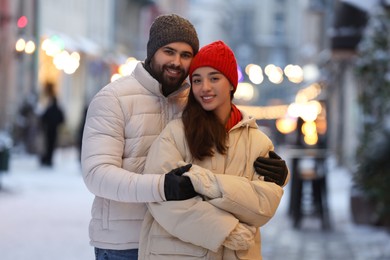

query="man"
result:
[81,14,200,259]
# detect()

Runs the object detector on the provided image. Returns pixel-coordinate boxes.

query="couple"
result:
[81,14,289,260]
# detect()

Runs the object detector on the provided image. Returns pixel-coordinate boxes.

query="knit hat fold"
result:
[189,40,238,93]
[146,14,199,64]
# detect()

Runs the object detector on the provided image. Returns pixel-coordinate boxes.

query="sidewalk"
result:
[0,147,389,260]
[0,148,94,260]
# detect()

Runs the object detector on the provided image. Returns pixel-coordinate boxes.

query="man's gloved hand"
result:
[223,223,256,251]
[164,164,198,201]
[253,151,288,187]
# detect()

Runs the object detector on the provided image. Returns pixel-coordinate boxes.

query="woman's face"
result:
[191,66,232,123]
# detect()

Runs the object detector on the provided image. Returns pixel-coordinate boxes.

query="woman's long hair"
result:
[182,90,229,161]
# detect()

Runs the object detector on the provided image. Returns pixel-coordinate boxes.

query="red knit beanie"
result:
[189,40,238,93]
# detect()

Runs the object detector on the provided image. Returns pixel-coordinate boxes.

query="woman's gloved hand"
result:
[184,165,222,199]
[223,223,256,251]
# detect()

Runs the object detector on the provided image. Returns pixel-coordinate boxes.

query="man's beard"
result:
[153,64,187,96]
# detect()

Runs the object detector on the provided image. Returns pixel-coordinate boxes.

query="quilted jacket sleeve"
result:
[208,174,284,227]
[81,87,164,203]
[147,199,238,252]
[183,163,284,227]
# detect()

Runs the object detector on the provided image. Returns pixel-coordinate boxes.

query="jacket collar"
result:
[230,109,258,131]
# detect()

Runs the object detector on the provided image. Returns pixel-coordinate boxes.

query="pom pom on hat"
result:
[146,14,199,64]
[189,40,238,93]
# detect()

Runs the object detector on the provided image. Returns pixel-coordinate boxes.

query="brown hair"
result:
[182,90,228,161]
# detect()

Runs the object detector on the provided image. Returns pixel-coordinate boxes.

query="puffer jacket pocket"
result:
[146,220,208,259]
[150,236,208,257]
[91,197,110,229]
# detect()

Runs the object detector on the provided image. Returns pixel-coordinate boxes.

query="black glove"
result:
[164,164,197,201]
[254,151,288,187]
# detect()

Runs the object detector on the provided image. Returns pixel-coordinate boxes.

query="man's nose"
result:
[171,54,182,67]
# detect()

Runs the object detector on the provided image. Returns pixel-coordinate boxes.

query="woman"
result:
[139,41,288,259]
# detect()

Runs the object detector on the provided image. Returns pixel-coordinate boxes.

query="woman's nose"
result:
[201,80,211,91]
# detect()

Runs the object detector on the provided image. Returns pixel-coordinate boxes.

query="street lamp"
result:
[15,38,36,54]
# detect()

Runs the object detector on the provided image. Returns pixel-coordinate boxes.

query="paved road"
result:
[0,147,389,260]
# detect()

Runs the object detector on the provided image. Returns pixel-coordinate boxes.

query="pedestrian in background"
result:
[40,82,64,167]
[81,14,200,260]
[139,40,289,259]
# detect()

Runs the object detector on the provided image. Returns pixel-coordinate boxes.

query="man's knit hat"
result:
[146,14,199,64]
[189,40,238,93]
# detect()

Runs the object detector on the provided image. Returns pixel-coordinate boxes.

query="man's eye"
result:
[182,53,192,59]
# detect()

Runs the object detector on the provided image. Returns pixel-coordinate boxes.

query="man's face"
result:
[149,42,194,96]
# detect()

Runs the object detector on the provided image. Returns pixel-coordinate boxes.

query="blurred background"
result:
[0,0,390,259]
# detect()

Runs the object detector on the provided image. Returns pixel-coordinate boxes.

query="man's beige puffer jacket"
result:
[81,62,189,250]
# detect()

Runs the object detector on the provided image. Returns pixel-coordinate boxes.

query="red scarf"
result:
[225,104,242,132]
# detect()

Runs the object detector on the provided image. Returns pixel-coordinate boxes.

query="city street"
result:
[0,147,389,260]
[1,1,389,259]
